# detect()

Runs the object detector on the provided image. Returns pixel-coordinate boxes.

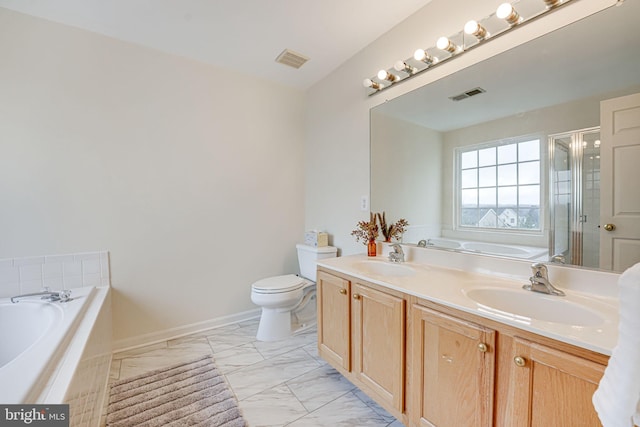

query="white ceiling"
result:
[0,0,433,90]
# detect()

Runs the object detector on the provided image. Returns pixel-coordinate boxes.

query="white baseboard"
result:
[112,308,261,353]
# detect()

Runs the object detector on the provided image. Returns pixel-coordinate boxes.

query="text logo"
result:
[0,405,69,426]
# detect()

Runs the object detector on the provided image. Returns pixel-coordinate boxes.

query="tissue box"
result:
[304,231,328,247]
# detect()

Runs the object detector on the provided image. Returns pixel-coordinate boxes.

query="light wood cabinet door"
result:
[317,271,351,370]
[411,304,496,427]
[352,282,406,411]
[506,338,605,427]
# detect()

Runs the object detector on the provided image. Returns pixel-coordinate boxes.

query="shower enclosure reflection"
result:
[550,128,601,268]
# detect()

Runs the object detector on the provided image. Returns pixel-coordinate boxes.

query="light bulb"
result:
[436,37,449,50]
[496,3,513,18]
[377,69,397,82]
[413,49,436,65]
[394,60,416,74]
[464,20,479,34]
[362,78,381,90]
[436,37,458,53]
[497,3,521,25]
[464,20,488,39]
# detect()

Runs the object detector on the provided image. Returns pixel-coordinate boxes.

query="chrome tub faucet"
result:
[523,263,565,296]
[389,244,405,263]
[417,239,433,247]
[11,288,72,303]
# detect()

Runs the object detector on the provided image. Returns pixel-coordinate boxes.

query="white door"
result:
[600,92,640,272]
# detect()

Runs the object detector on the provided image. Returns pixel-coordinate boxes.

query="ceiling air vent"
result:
[275,49,309,69]
[449,87,486,101]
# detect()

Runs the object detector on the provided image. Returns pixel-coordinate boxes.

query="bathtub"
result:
[424,238,462,250]
[0,286,111,420]
[461,241,548,259]
[421,237,548,260]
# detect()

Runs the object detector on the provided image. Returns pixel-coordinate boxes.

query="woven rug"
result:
[106,355,247,427]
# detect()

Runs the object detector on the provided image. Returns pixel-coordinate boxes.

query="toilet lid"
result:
[251,274,305,294]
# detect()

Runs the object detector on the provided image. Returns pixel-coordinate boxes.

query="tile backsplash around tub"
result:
[0,251,110,298]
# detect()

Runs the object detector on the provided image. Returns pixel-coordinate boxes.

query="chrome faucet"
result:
[11,288,72,303]
[389,244,405,263]
[523,263,565,296]
[417,239,433,248]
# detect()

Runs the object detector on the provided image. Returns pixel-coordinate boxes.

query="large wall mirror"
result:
[371,0,640,273]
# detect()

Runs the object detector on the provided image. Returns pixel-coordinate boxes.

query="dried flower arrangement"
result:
[376,211,409,242]
[351,212,379,244]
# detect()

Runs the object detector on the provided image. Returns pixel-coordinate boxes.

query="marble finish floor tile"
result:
[104,322,403,427]
[212,342,265,374]
[253,328,317,359]
[226,347,322,400]
[353,388,397,424]
[286,391,391,427]
[240,384,308,427]
[286,364,356,412]
[205,327,260,354]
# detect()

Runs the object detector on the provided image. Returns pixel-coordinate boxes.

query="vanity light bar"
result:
[363,0,572,95]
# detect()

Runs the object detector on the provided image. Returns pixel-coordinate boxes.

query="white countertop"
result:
[318,254,619,356]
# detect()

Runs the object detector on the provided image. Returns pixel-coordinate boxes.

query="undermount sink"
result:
[464,287,605,327]
[355,261,416,277]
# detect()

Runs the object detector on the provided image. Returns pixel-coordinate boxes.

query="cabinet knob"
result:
[353,294,361,300]
[603,223,616,232]
[478,343,488,353]
[339,288,347,295]
[514,356,526,367]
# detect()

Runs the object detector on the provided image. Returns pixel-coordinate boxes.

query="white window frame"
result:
[454,135,544,234]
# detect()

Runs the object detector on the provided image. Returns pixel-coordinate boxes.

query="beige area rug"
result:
[107,355,247,427]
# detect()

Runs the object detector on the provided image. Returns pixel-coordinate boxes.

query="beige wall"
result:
[0,8,306,345]
[370,111,442,242]
[305,0,613,255]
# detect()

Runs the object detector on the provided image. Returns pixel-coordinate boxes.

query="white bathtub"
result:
[0,286,111,416]
[0,300,62,370]
[461,241,548,259]
[421,237,548,260]
[424,238,462,250]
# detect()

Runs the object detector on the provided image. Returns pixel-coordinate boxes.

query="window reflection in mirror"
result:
[457,137,541,231]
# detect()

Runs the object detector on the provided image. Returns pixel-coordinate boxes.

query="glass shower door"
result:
[549,128,600,268]
[550,137,571,263]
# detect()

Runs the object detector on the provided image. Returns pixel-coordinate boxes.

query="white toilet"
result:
[251,243,337,341]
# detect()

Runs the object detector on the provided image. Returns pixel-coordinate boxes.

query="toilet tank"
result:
[296,244,337,282]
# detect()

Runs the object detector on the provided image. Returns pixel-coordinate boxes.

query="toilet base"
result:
[256,302,317,342]
[256,308,293,341]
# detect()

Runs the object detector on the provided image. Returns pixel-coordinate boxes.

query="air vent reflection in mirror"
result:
[449,87,486,101]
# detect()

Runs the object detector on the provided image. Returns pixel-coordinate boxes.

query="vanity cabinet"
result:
[317,271,351,370]
[412,300,606,427]
[504,338,605,427]
[410,304,496,427]
[317,270,406,417]
[317,267,608,427]
[352,281,405,411]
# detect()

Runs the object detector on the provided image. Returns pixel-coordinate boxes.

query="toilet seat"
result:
[251,274,305,294]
